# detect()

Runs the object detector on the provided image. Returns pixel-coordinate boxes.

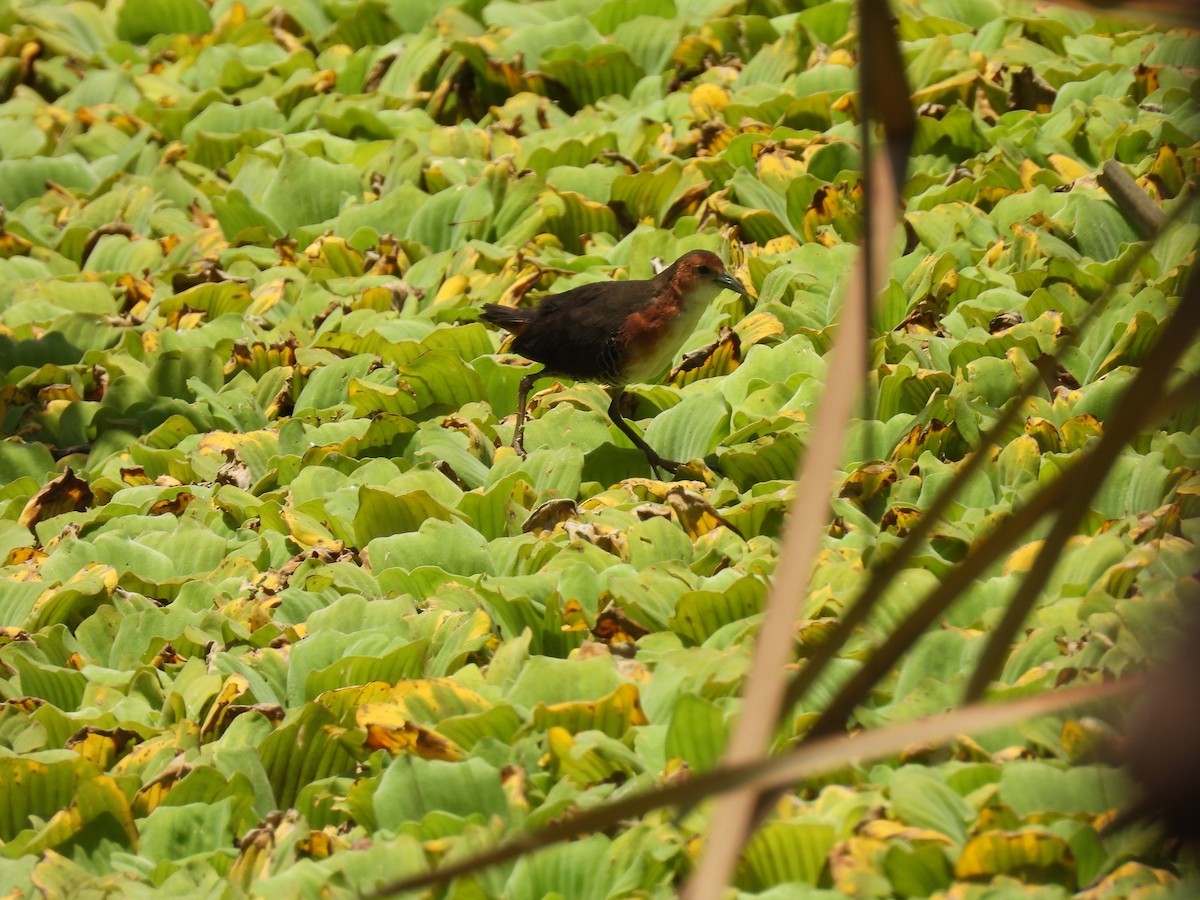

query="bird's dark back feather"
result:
[480,264,692,382]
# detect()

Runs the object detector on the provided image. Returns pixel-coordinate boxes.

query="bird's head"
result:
[666,250,748,306]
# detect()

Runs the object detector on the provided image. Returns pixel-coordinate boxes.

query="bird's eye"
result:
[696,264,712,276]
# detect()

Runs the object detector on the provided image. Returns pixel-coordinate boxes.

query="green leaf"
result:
[998,761,1135,818]
[374,756,509,828]
[0,757,101,842]
[664,692,728,770]
[503,834,612,900]
[889,768,974,845]
[366,518,495,577]
[116,0,212,42]
[138,800,235,863]
[258,703,364,809]
[737,821,838,890]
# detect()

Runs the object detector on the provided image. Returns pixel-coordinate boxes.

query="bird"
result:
[480,250,748,474]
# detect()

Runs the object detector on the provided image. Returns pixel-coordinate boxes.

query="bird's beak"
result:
[716,270,748,295]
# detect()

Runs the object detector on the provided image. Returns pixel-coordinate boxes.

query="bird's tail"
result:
[480,303,537,334]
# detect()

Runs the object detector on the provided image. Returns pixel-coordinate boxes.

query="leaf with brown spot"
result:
[66,727,143,769]
[3,546,46,566]
[561,598,591,633]
[356,703,466,760]
[533,683,649,739]
[670,327,741,386]
[838,463,897,508]
[955,829,1076,886]
[147,492,195,517]
[200,674,252,741]
[880,505,921,537]
[120,466,152,486]
[298,829,345,859]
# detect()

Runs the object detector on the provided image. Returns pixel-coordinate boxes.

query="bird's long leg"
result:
[513,372,537,456]
[607,386,684,475]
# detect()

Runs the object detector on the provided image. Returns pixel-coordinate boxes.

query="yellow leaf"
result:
[1047,153,1090,182]
[1018,158,1043,190]
[435,274,470,305]
[561,598,591,632]
[796,618,838,650]
[1023,417,1062,453]
[281,509,339,551]
[756,148,806,181]
[955,829,1075,882]
[248,278,289,317]
[200,674,251,740]
[689,82,729,119]
[1061,414,1102,452]
[858,819,954,844]
[1003,540,1045,576]
[736,311,784,348]
[533,683,648,738]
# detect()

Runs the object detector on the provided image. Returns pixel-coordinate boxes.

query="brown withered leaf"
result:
[88,364,109,401]
[631,502,672,521]
[592,606,650,647]
[665,486,744,540]
[2,697,45,712]
[894,295,947,335]
[278,545,355,581]
[989,311,1023,333]
[224,703,286,724]
[171,258,250,293]
[563,520,627,557]
[663,179,714,226]
[226,336,299,379]
[0,627,32,647]
[215,449,254,490]
[149,643,184,668]
[501,763,530,813]
[522,498,579,534]
[131,753,191,815]
[18,467,93,531]
[0,221,34,258]
[1009,66,1057,112]
[114,273,153,318]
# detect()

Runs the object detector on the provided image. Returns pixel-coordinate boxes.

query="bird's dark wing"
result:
[508,277,664,381]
